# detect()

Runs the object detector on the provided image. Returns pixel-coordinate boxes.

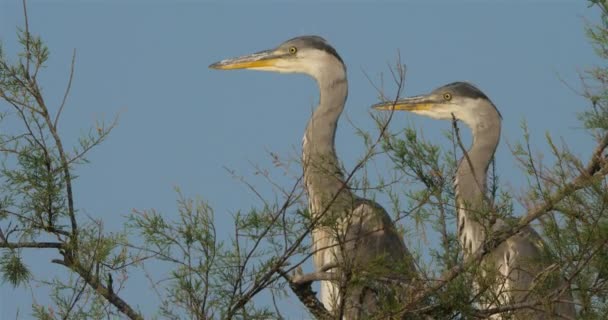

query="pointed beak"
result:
[209,49,287,70]
[372,96,438,112]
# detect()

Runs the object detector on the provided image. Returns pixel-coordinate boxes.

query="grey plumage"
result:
[374,82,575,319]
[444,81,490,100]
[284,35,345,64]
[210,36,417,319]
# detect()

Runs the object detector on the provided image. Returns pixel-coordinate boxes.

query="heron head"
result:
[372,82,501,128]
[209,35,345,78]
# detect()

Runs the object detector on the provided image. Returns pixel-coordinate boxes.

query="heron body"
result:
[374,82,575,319]
[210,36,417,319]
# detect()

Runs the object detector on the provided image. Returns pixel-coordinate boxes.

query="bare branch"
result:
[279,269,333,320]
[54,49,76,129]
[0,242,64,249]
[52,259,144,320]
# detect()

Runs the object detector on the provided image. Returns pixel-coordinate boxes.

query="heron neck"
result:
[302,69,351,218]
[455,113,501,255]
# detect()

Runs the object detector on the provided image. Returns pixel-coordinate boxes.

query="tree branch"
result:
[53,259,143,320]
[0,242,64,249]
[279,269,333,320]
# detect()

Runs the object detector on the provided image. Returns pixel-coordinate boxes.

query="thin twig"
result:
[54,49,76,129]
[52,259,143,320]
[0,241,64,249]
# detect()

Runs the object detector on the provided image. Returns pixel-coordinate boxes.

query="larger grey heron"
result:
[373,82,575,319]
[209,36,418,318]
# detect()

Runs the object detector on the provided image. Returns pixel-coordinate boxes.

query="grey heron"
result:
[209,36,418,319]
[373,82,575,319]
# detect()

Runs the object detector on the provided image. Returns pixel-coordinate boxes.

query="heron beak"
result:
[209,49,287,70]
[372,96,437,112]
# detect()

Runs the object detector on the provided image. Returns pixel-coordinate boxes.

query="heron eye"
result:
[443,93,452,101]
[289,46,297,55]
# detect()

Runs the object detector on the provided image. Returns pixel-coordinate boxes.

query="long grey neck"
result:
[302,66,351,219]
[455,108,501,256]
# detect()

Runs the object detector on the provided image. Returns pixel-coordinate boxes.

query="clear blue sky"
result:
[0,1,602,319]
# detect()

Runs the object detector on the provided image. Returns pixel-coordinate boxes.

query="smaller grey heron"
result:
[373,82,575,319]
[209,36,419,319]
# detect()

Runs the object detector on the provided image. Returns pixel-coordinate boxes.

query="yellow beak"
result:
[372,96,436,112]
[209,49,286,70]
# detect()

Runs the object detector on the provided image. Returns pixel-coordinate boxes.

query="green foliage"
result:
[0,24,127,320]
[0,251,30,287]
[31,304,55,320]
[128,190,303,319]
[580,3,608,131]
[2,145,66,233]
[1,2,608,320]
